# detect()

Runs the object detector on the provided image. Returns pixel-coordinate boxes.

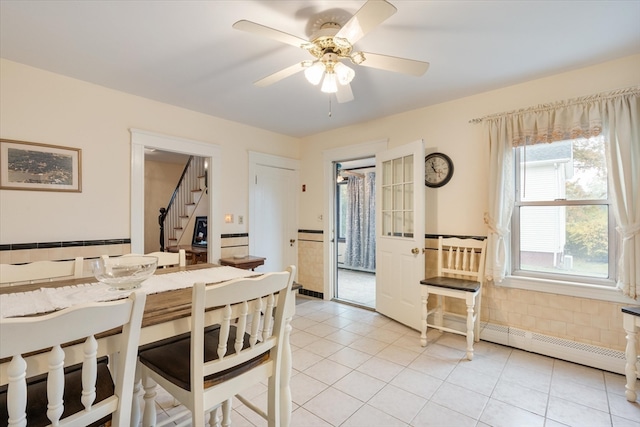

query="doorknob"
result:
[411,247,420,255]
[290,239,296,247]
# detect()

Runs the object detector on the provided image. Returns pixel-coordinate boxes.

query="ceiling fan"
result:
[233,0,430,103]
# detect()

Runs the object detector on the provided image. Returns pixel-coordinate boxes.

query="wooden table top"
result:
[1,263,300,371]
[1,264,299,329]
[1,263,225,329]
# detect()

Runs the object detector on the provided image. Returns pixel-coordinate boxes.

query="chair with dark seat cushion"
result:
[138,325,269,391]
[0,291,146,426]
[0,357,113,427]
[137,266,296,427]
[420,237,487,360]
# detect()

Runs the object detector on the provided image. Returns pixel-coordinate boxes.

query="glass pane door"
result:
[381,155,414,238]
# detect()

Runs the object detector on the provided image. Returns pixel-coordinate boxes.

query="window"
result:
[511,137,616,286]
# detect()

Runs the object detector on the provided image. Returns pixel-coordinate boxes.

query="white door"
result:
[251,163,297,272]
[375,140,425,330]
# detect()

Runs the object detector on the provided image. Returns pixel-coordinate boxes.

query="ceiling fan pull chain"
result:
[328,96,332,117]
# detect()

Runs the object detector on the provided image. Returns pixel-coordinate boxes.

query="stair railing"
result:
[158,156,206,251]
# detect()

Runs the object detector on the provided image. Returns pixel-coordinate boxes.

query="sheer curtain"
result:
[344,172,376,271]
[480,87,639,299]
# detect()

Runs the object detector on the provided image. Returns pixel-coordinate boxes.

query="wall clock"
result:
[424,152,454,188]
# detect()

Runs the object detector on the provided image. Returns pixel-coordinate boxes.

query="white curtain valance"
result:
[472,87,639,147]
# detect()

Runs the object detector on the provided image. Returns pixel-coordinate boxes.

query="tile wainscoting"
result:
[422,236,628,359]
[296,232,630,373]
[0,239,132,278]
[2,232,631,362]
[220,233,249,259]
[298,230,324,297]
[0,233,250,277]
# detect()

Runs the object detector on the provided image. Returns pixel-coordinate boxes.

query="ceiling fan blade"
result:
[335,0,397,45]
[336,83,354,103]
[358,52,430,76]
[254,62,306,87]
[233,20,309,48]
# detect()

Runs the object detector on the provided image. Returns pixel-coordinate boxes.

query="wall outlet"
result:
[317,214,323,221]
[238,215,244,225]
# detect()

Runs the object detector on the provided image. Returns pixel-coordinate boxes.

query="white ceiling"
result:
[1,1,639,138]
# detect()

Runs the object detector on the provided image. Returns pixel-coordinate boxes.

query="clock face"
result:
[425,153,454,188]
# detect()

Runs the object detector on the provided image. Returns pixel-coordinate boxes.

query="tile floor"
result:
[335,268,376,308]
[146,297,640,427]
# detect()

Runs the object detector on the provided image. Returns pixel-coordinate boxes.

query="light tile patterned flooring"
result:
[147,297,640,427]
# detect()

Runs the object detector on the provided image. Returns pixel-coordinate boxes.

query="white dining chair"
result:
[420,236,487,360]
[0,291,146,426]
[0,257,84,287]
[122,249,186,268]
[137,265,296,427]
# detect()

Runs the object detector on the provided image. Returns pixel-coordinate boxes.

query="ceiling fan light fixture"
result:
[321,72,338,93]
[235,0,429,104]
[334,62,355,85]
[304,62,325,85]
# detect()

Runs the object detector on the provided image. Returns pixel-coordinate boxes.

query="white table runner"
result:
[0,266,257,319]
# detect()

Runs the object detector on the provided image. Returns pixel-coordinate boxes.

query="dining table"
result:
[0,262,299,426]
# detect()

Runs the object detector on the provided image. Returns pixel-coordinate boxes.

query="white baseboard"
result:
[438,315,634,376]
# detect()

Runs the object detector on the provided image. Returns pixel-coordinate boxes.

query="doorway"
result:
[130,129,222,263]
[143,150,190,253]
[334,157,376,308]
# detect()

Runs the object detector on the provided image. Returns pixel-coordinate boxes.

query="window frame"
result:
[509,138,618,293]
[336,179,348,243]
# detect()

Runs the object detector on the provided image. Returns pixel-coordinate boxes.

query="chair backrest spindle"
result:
[439,237,486,280]
[0,292,146,427]
[137,266,295,426]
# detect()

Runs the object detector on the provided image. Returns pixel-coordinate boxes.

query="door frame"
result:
[322,139,388,300]
[248,151,300,271]
[130,129,222,263]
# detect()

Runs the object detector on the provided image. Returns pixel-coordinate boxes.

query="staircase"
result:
[162,156,207,250]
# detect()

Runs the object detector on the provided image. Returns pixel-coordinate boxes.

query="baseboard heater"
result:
[437,315,633,376]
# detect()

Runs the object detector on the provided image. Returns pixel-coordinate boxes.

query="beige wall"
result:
[296,54,640,352]
[1,55,638,353]
[0,58,299,245]
[298,54,640,234]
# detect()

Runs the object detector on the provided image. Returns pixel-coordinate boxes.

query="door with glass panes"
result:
[375,140,425,329]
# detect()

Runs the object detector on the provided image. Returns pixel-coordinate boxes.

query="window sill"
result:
[500,275,637,304]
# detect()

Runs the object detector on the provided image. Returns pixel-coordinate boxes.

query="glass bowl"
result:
[93,255,158,290]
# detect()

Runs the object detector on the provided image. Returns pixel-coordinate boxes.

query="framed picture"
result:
[0,139,82,192]
[192,216,208,248]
